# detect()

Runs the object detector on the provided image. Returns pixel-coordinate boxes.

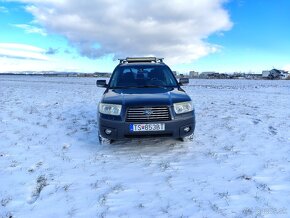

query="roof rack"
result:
[118,57,164,64]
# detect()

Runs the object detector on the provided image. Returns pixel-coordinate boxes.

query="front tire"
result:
[180,132,194,142]
[98,131,112,145]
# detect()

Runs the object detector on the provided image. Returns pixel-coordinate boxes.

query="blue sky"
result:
[0,0,289,73]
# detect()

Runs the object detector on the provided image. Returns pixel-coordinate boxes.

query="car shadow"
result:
[63,105,191,155]
[106,137,190,156]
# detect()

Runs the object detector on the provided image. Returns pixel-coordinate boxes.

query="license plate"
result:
[130,123,165,132]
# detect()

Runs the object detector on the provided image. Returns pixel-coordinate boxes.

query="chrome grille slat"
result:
[127,112,169,115]
[128,108,168,111]
[128,111,168,113]
[128,116,169,117]
[126,106,171,122]
[128,117,168,119]
[127,114,169,117]
[128,107,168,110]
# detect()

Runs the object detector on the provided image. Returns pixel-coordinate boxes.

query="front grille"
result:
[126,106,171,122]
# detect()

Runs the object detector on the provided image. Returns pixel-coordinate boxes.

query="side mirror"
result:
[96,80,107,88]
[179,78,189,85]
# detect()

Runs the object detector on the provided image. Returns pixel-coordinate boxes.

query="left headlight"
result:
[99,103,122,116]
[173,101,193,114]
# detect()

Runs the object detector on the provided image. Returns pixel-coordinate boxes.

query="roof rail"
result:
[119,57,164,64]
[118,58,126,64]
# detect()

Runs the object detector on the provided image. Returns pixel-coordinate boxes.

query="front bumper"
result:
[99,112,195,140]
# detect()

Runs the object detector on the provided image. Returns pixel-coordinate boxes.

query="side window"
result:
[167,75,175,85]
[110,69,120,87]
[162,67,176,86]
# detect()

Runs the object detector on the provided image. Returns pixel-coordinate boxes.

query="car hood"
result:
[101,87,191,107]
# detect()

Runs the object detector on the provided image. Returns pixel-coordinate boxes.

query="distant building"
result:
[219,73,229,79]
[280,71,289,79]
[189,71,199,78]
[245,73,262,80]
[199,72,216,79]
[262,69,289,79]
[262,71,271,78]
[93,72,111,77]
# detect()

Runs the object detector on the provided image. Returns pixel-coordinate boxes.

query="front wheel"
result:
[180,132,194,142]
[98,131,112,145]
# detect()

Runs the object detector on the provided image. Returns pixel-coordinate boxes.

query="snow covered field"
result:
[1,76,290,218]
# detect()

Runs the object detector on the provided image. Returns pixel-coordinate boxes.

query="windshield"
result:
[109,65,178,88]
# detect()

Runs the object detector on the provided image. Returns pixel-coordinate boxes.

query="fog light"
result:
[105,129,112,135]
[184,127,191,133]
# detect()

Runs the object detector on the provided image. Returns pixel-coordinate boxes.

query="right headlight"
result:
[99,103,122,116]
[173,101,193,114]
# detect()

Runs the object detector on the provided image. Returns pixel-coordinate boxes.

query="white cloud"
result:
[10,0,232,64]
[13,24,47,36]
[0,55,96,73]
[0,6,9,13]
[0,43,48,60]
[0,57,44,72]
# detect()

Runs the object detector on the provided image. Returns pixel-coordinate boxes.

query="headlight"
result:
[173,101,193,114]
[99,103,122,116]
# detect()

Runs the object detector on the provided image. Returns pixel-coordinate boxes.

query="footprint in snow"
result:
[252,118,261,125]
[268,126,277,135]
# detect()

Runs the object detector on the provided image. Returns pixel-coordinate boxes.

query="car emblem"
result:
[144,109,153,116]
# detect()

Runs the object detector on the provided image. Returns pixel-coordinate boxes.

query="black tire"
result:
[180,132,194,142]
[98,131,112,145]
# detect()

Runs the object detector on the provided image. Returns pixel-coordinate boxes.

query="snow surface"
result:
[1,76,290,218]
